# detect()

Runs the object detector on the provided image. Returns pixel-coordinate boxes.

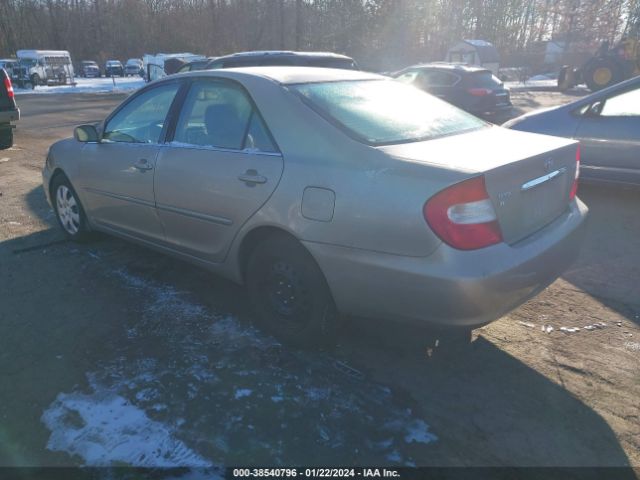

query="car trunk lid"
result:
[378,126,578,245]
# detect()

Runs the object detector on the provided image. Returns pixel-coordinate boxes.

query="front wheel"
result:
[31,74,40,86]
[51,175,91,241]
[246,234,338,347]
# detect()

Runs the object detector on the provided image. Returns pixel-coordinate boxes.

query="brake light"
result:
[3,75,14,99]
[424,176,503,250]
[467,88,491,96]
[570,145,580,200]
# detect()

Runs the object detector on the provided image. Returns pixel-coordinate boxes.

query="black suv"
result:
[0,68,19,149]
[204,51,358,70]
[393,63,512,118]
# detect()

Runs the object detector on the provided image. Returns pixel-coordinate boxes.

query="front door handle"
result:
[133,158,153,171]
[238,169,267,185]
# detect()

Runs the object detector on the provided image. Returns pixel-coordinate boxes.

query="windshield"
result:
[291,79,486,145]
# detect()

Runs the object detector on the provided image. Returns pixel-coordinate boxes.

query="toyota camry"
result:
[42,67,587,345]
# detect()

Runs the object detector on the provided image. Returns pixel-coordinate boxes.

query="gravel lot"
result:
[0,89,638,470]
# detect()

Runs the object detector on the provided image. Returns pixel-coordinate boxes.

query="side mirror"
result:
[588,101,605,116]
[74,124,99,143]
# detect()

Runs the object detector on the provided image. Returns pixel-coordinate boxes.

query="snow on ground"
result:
[41,256,438,467]
[14,77,145,95]
[505,78,588,92]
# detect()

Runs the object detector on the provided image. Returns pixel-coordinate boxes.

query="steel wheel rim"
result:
[264,261,312,325]
[56,185,80,235]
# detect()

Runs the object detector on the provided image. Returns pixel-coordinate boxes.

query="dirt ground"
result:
[0,89,638,471]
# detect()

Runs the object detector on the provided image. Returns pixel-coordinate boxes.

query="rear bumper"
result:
[304,198,588,328]
[0,108,20,123]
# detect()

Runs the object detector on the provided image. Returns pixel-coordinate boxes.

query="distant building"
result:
[445,40,500,74]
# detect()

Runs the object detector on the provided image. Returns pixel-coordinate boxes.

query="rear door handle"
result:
[238,169,267,185]
[133,158,153,171]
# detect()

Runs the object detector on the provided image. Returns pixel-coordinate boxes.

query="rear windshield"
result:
[466,71,502,88]
[291,79,486,145]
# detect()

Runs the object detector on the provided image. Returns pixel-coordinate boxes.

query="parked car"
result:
[0,68,19,149]
[204,51,358,70]
[124,58,144,77]
[393,63,512,117]
[79,60,100,78]
[0,59,18,77]
[79,60,100,77]
[104,60,124,77]
[42,67,586,345]
[503,74,640,185]
[176,58,216,74]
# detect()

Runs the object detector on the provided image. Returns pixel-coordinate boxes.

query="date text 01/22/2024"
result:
[231,468,401,478]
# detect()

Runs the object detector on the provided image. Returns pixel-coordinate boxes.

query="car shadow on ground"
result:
[1,227,635,468]
[561,183,640,326]
[5,185,635,467]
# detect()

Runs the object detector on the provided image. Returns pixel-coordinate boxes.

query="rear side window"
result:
[103,82,180,143]
[466,72,502,88]
[292,79,486,145]
[420,71,459,87]
[173,80,277,152]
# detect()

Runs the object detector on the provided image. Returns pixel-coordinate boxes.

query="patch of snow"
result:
[14,77,144,95]
[41,385,211,467]
[403,419,438,445]
[234,388,253,399]
[560,326,581,333]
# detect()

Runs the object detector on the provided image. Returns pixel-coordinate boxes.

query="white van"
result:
[16,50,75,86]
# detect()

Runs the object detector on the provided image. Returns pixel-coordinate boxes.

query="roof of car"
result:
[404,63,490,73]
[215,50,354,61]
[180,66,381,85]
[204,67,386,85]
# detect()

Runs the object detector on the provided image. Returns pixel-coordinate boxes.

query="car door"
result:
[574,84,640,183]
[154,78,283,263]
[79,81,182,242]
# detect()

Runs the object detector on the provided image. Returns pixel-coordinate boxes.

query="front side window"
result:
[291,79,486,145]
[600,86,640,116]
[173,80,277,152]
[103,82,180,144]
[395,70,420,84]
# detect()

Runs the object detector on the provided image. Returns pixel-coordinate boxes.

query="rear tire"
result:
[246,234,338,347]
[0,125,12,150]
[31,73,40,87]
[51,175,91,242]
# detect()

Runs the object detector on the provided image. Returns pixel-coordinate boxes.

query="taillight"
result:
[423,176,503,250]
[3,75,14,99]
[569,145,580,200]
[467,88,491,96]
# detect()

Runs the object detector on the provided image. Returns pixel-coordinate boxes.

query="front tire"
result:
[51,175,91,241]
[31,73,40,86]
[246,234,338,347]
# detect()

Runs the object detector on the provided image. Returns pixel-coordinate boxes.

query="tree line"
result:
[1,0,639,71]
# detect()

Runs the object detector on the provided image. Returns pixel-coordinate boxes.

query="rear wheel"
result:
[246,234,338,347]
[0,125,12,149]
[31,73,40,87]
[584,57,624,91]
[51,175,91,242]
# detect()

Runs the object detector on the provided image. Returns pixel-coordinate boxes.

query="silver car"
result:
[42,67,587,344]
[504,75,640,185]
